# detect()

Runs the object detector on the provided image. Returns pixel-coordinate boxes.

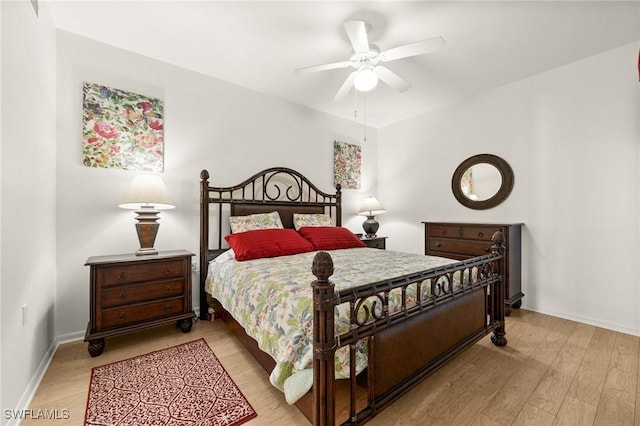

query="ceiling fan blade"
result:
[334,71,357,101]
[344,20,370,53]
[380,37,446,62]
[294,61,353,74]
[374,66,411,92]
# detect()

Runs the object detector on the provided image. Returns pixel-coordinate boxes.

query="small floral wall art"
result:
[333,140,361,190]
[82,82,164,172]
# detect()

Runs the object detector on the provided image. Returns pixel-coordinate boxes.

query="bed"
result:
[199,167,507,426]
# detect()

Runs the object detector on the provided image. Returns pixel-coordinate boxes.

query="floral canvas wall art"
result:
[82,82,164,172]
[333,140,361,190]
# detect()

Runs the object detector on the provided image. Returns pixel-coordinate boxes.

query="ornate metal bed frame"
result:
[199,167,507,426]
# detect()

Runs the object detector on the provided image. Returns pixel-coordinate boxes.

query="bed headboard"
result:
[199,167,342,319]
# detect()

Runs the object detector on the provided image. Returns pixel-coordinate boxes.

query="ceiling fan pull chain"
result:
[363,93,367,143]
[351,81,366,143]
[354,89,358,119]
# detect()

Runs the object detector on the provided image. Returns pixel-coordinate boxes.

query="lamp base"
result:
[134,207,160,256]
[362,215,379,239]
[135,247,158,256]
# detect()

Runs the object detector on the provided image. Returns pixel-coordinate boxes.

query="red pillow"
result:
[298,226,367,250]
[225,228,314,261]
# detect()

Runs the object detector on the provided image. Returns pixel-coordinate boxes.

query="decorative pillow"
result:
[225,229,314,261]
[298,226,366,250]
[229,211,284,234]
[293,213,334,230]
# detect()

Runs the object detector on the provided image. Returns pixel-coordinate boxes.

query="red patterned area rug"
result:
[84,338,257,426]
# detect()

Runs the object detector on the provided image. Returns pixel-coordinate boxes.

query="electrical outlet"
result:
[22,303,28,326]
[191,261,198,272]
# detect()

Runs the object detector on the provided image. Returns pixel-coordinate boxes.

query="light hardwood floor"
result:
[25,309,639,425]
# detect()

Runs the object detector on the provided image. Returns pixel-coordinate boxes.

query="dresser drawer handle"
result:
[119,312,126,320]
[164,267,173,275]
[484,247,491,253]
[165,304,173,311]
[165,285,172,292]
[435,242,442,248]
[118,272,127,280]
[440,230,446,235]
[118,292,126,299]
[478,232,484,238]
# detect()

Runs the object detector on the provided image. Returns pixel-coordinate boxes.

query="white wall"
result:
[1,0,57,420]
[55,30,377,337]
[0,0,4,414]
[378,42,640,336]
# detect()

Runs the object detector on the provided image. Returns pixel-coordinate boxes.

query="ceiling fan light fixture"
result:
[354,67,378,92]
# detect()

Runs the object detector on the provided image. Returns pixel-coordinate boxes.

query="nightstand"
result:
[361,236,387,249]
[84,250,195,356]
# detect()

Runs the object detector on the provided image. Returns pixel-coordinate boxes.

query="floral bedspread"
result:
[205,247,459,403]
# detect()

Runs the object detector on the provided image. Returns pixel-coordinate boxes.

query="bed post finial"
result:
[491,231,508,347]
[312,251,334,281]
[491,230,505,250]
[200,169,209,181]
[311,251,336,426]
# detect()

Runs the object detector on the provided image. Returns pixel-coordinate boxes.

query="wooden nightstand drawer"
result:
[362,237,387,249]
[101,279,185,308]
[101,297,185,329]
[101,260,185,286]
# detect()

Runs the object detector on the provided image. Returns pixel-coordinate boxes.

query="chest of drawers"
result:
[84,250,195,356]
[423,222,523,315]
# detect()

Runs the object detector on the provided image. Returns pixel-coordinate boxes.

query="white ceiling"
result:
[46,1,640,128]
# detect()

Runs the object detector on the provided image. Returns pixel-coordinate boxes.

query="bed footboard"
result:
[311,231,507,426]
[373,289,486,400]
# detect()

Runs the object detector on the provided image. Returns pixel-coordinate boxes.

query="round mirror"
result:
[461,163,502,201]
[452,154,514,210]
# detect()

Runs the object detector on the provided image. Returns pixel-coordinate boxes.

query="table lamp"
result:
[358,196,386,238]
[119,174,174,255]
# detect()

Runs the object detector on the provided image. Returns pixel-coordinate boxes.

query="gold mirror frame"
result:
[452,154,514,210]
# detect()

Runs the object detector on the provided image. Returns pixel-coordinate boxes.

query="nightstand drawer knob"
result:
[118,272,127,280]
[164,267,173,275]
[484,247,491,253]
[165,285,172,292]
[435,242,442,248]
[118,292,126,299]
[165,304,173,311]
[119,312,126,320]
[441,230,446,235]
[478,232,484,238]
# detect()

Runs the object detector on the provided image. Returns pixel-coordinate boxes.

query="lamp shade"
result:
[358,196,386,216]
[354,67,379,92]
[119,174,175,210]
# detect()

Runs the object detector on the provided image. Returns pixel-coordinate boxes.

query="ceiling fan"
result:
[294,20,445,101]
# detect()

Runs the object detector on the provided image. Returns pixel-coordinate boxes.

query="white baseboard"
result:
[520,303,640,337]
[8,330,84,426]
